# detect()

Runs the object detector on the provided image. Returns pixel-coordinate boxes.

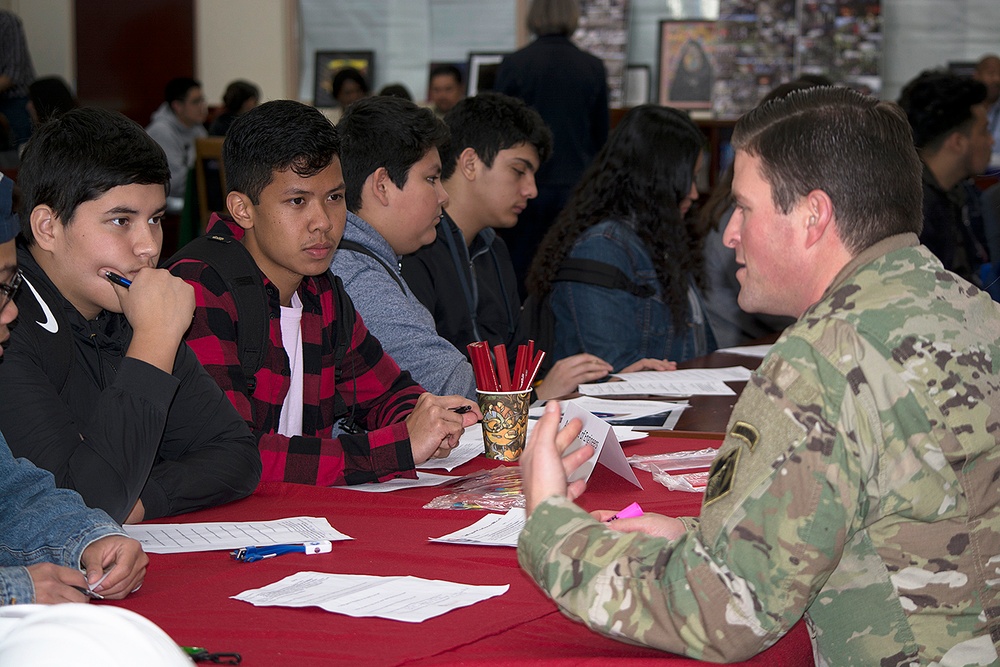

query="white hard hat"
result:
[0,604,190,666]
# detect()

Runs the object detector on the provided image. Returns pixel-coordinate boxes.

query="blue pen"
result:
[230,540,333,563]
[105,271,132,288]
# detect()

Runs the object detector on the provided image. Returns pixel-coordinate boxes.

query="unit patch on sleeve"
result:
[703,446,740,506]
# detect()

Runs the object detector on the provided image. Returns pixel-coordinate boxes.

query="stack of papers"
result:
[580,366,752,397]
[554,396,688,430]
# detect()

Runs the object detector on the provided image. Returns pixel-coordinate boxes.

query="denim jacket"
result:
[0,432,124,605]
[550,219,716,370]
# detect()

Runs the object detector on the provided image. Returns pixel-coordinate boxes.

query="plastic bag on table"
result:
[627,447,718,472]
[648,469,710,493]
[423,466,524,511]
[628,448,717,493]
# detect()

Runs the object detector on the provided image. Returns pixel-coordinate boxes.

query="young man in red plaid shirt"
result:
[168,100,479,487]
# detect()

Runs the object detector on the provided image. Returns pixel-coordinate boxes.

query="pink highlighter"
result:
[607,502,643,522]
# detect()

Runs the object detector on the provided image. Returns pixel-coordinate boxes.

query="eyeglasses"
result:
[0,270,22,315]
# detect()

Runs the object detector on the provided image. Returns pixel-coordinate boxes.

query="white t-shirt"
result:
[278,292,304,437]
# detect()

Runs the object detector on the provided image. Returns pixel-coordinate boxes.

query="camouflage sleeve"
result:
[518,334,866,662]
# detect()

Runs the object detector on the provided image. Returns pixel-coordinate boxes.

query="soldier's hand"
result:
[520,401,591,515]
[590,510,687,539]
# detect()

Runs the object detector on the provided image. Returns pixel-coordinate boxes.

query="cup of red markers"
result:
[466,340,545,461]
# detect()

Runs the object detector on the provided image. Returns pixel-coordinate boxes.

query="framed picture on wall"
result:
[466,53,506,96]
[658,21,716,109]
[314,50,375,107]
[948,61,978,78]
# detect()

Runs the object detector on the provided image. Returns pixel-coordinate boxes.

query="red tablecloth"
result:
[112,435,813,666]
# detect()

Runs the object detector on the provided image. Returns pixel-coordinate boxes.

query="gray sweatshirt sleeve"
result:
[333,252,477,400]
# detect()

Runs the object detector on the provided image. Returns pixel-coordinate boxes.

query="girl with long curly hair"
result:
[526,105,716,370]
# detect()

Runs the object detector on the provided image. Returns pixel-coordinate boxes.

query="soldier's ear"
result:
[802,189,834,248]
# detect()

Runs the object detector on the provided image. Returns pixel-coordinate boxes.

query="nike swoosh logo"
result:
[21,276,59,334]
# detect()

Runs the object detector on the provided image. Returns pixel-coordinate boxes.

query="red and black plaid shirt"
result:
[169,216,425,486]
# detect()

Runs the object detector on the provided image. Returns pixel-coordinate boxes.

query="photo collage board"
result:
[661,0,882,118]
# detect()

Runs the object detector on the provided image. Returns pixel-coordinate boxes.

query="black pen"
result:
[450,405,473,414]
[105,271,132,288]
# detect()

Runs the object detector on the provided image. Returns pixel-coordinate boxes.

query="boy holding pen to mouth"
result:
[168,100,479,487]
[0,107,261,524]
[0,177,146,605]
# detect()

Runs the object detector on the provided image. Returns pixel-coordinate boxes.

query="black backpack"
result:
[521,258,655,372]
[165,233,355,394]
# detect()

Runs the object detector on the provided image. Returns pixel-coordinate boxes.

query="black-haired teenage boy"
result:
[331,96,482,398]
[168,100,478,487]
[401,93,675,399]
[0,107,260,524]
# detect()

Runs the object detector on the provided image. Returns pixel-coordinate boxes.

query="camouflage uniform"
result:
[519,234,1000,665]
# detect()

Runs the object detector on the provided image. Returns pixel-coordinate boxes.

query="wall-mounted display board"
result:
[574,0,631,108]
[711,0,881,117]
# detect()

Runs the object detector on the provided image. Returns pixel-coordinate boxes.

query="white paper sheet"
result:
[579,368,751,397]
[614,426,649,441]
[123,517,352,554]
[232,571,508,623]
[716,344,773,358]
[553,397,686,420]
[613,367,753,383]
[578,378,736,397]
[338,471,456,492]
[658,409,685,431]
[430,508,525,547]
[529,401,656,427]
[416,432,485,471]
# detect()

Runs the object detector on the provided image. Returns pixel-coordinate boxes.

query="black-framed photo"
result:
[466,52,506,96]
[658,21,716,109]
[314,50,374,107]
[624,65,650,107]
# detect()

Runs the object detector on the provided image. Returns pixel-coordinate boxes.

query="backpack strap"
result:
[552,258,656,298]
[521,258,656,374]
[328,271,366,433]
[337,239,406,293]
[166,234,268,393]
[167,229,361,431]
[328,272,355,379]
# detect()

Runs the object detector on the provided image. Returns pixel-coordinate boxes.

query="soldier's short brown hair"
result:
[733,86,922,254]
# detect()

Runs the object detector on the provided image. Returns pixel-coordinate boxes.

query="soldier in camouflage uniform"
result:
[518,86,1000,666]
